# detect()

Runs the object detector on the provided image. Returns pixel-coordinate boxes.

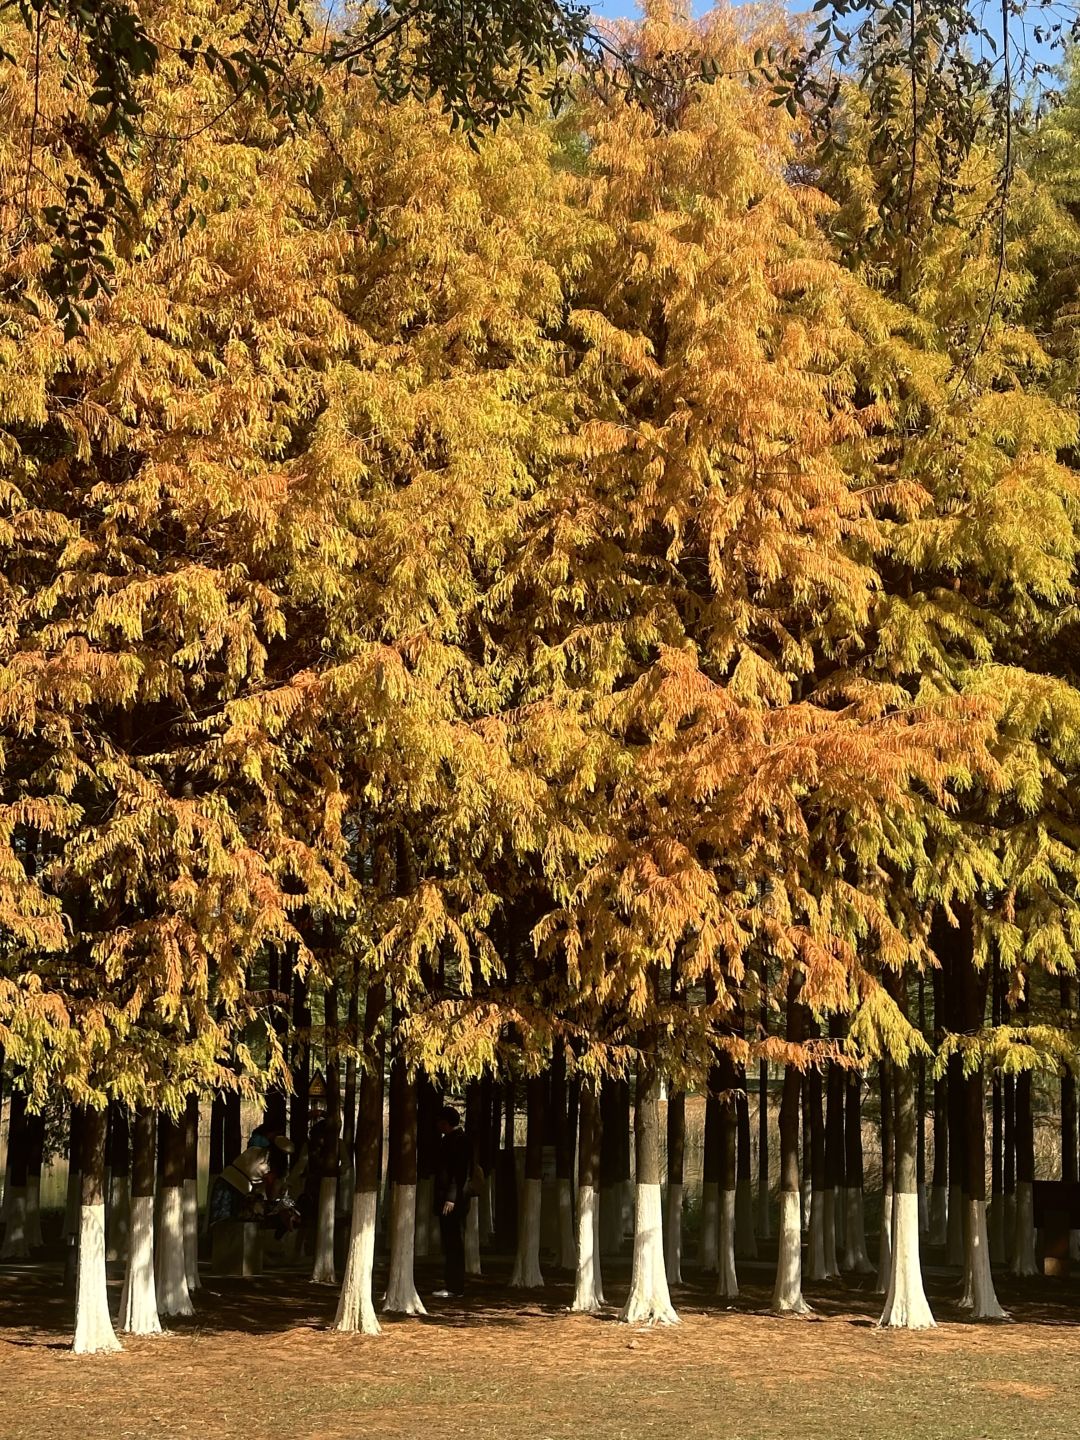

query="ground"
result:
[3,1249,1080,1440]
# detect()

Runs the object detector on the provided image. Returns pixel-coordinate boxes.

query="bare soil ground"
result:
[2,1248,1079,1440]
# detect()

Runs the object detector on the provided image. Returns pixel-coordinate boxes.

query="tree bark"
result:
[334,978,386,1333]
[621,1047,678,1324]
[842,1071,873,1273]
[1,1089,29,1258]
[665,1085,685,1285]
[572,1082,605,1311]
[73,1106,122,1354]
[155,1111,193,1317]
[119,1107,161,1335]
[510,1074,545,1288]
[772,975,810,1314]
[384,1010,425,1315]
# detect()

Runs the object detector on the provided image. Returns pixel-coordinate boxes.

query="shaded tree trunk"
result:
[118,1107,161,1335]
[73,1106,121,1354]
[572,1082,605,1311]
[155,1111,192,1317]
[510,1075,545,1288]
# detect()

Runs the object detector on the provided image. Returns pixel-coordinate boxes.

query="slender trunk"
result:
[875,1060,894,1294]
[63,1105,83,1247]
[952,912,1006,1319]
[1003,1067,1016,1263]
[572,1083,605,1311]
[264,948,291,1135]
[25,1111,45,1249]
[880,971,935,1329]
[414,1070,439,1261]
[384,1013,425,1315]
[312,983,341,1285]
[717,1051,739,1298]
[665,1086,685,1286]
[699,1068,721,1273]
[340,967,359,1216]
[105,1104,131,1261]
[551,1050,575,1272]
[989,967,1006,1265]
[291,967,312,1150]
[205,1092,225,1237]
[1,1089,29,1259]
[735,1065,756,1259]
[805,1062,828,1281]
[929,966,949,1246]
[118,1107,161,1335]
[155,1112,193,1317]
[800,1077,812,1234]
[464,1081,484,1277]
[773,977,810,1314]
[917,974,928,1234]
[1011,1066,1037,1277]
[182,1094,200,1293]
[823,1032,844,1278]
[621,1048,678,1325]
[510,1075,545,1288]
[599,1077,622,1256]
[334,979,386,1334]
[1060,976,1080,1262]
[842,1071,873,1273]
[757,958,771,1238]
[73,1106,122,1354]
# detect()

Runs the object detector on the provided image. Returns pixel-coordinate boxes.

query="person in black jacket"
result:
[432,1104,471,1298]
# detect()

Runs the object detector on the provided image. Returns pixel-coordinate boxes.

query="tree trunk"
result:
[119,1107,161,1335]
[1011,1066,1037,1276]
[496,1079,517,1250]
[735,1064,756,1259]
[989,967,1006,1265]
[757,957,772,1238]
[155,1112,193,1317]
[1003,1068,1016,1264]
[665,1086,685,1285]
[182,1094,200,1293]
[312,982,341,1285]
[25,1110,46,1250]
[414,1070,439,1261]
[205,1092,225,1237]
[510,1075,545,1288]
[805,1061,828,1281]
[63,1104,83,1248]
[384,1013,425,1315]
[621,1049,678,1325]
[875,1060,894,1293]
[73,1106,122,1354]
[572,1082,605,1311]
[551,1049,575,1271]
[842,1071,873,1273]
[463,1081,484,1277]
[340,967,359,1217]
[290,966,312,1150]
[698,1068,721,1273]
[916,973,928,1234]
[772,976,810,1314]
[880,971,935,1329]
[1,1088,29,1259]
[716,1051,739,1299]
[952,911,1005,1319]
[928,966,949,1246]
[335,979,386,1333]
[105,1105,131,1260]
[823,1032,844,1277]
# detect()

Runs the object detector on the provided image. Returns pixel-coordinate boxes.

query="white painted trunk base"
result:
[620,1183,678,1325]
[928,1184,948,1247]
[334,1190,381,1334]
[821,1188,840,1278]
[25,1176,43,1249]
[735,1178,756,1259]
[772,1190,810,1314]
[806,1187,827,1281]
[946,1183,964,1265]
[182,1177,200,1293]
[510,1177,544,1288]
[106,1174,130,1262]
[842,1187,874,1274]
[384,1182,427,1315]
[465,1196,482,1276]
[879,1193,935,1329]
[312,1175,338,1285]
[875,1185,894,1294]
[1010,1181,1038,1277]
[962,1199,1007,1320]
[571,1184,605,1312]
[118,1194,161,1336]
[73,1204,122,1354]
[1,1189,29,1259]
[556,1177,575,1271]
[155,1185,193,1317]
[698,1181,719,1273]
[414,1177,434,1260]
[717,1188,738,1299]
[665,1182,683,1286]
